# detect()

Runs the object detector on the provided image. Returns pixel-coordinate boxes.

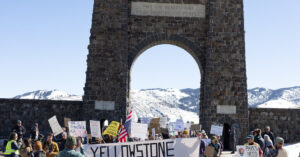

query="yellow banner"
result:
[103,121,120,137]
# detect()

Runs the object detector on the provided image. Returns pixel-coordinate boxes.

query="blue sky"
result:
[0,0,299,97]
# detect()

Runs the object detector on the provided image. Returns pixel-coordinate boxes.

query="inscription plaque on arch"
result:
[131,2,205,18]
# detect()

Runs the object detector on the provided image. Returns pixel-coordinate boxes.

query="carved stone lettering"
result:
[95,101,115,110]
[131,2,205,18]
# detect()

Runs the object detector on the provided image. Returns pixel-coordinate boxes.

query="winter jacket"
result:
[263,146,276,157]
[20,146,33,157]
[12,125,26,140]
[199,140,206,156]
[209,143,220,157]
[262,132,275,144]
[43,142,59,157]
[58,149,85,157]
[277,148,288,157]
[254,135,265,150]
[31,151,46,157]
[30,128,44,141]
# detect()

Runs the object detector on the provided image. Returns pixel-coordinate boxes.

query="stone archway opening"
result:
[129,44,202,124]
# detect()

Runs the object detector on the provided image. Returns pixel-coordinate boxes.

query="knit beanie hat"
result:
[65,136,77,147]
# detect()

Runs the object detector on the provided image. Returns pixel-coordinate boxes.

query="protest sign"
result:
[84,137,200,157]
[64,117,71,127]
[149,118,160,134]
[48,116,64,136]
[210,124,223,136]
[152,128,155,139]
[236,145,259,157]
[159,117,168,128]
[173,120,184,132]
[176,119,183,123]
[190,124,201,131]
[103,121,120,137]
[69,121,87,137]
[204,145,215,157]
[140,117,151,126]
[202,139,211,146]
[90,120,101,138]
[160,128,169,135]
[131,122,148,140]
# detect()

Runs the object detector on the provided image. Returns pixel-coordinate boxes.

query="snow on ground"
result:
[285,142,300,157]
[258,99,299,108]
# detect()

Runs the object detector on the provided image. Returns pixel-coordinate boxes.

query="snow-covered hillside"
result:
[248,86,300,108]
[13,86,300,123]
[130,88,199,123]
[13,90,81,101]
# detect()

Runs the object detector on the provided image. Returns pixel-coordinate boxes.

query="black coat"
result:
[30,128,44,141]
[12,125,26,139]
[255,135,265,150]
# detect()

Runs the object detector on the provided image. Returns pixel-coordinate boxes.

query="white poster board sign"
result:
[236,145,259,157]
[69,121,87,137]
[185,121,191,130]
[159,117,168,128]
[131,122,148,140]
[202,139,211,146]
[84,138,200,157]
[90,120,101,138]
[48,116,64,136]
[140,117,151,126]
[210,124,223,136]
[152,128,155,139]
[173,119,184,132]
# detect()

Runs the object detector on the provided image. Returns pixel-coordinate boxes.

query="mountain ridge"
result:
[12,86,300,123]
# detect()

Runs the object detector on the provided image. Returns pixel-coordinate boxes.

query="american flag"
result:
[118,106,133,143]
[124,106,133,135]
[118,125,128,143]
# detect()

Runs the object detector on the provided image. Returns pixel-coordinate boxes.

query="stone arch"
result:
[127,35,204,119]
[128,34,205,75]
[83,0,249,144]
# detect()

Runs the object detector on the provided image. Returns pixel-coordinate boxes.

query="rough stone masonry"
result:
[83,0,248,143]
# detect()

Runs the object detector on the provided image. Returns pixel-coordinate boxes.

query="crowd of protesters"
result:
[2,120,290,157]
[3,120,86,157]
[245,126,288,157]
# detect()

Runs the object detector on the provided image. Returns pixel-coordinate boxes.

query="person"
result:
[262,126,275,144]
[204,136,220,157]
[20,138,33,157]
[32,141,46,157]
[244,135,263,157]
[266,137,288,157]
[202,133,210,146]
[197,133,205,157]
[43,133,59,157]
[58,136,86,157]
[75,137,86,156]
[30,123,43,141]
[57,133,67,151]
[12,120,26,142]
[4,132,22,157]
[263,134,274,155]
[230,127,237,154]
[253,129,265,151]
[182,130,189,138]
[54,128,67,143]
[217,136,223,155]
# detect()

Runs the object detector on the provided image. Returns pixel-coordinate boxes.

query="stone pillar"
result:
[201,0,249,144]
[83,0,129,123]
